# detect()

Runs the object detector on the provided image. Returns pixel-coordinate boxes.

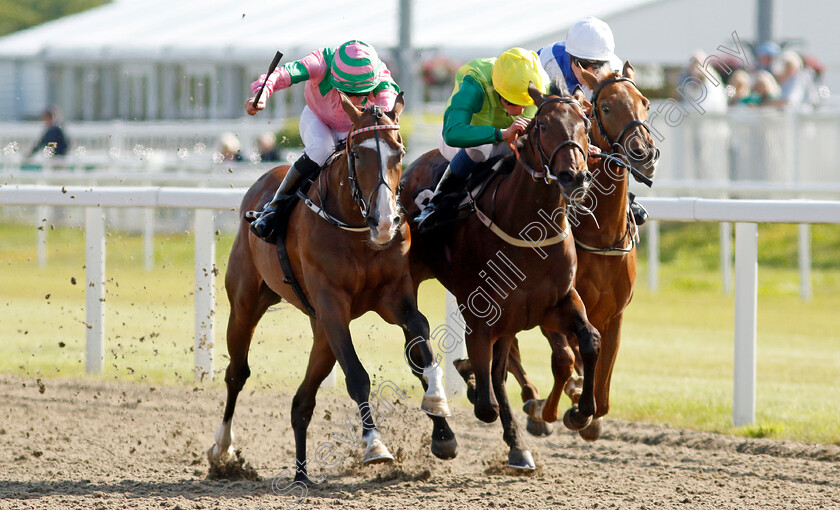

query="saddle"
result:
[412,154,516,230]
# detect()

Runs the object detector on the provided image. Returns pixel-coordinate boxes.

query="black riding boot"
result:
[416,165,467,231]
[248,153,320,240]
[628,192,648,226]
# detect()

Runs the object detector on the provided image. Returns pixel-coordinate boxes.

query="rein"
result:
[589,76,659,187]
[574,208,637,256]
[300,106,400,232]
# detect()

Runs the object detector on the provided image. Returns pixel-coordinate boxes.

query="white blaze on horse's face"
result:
[357,137,401,245]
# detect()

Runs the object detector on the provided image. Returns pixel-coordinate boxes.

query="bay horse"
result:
[207,92,454,483]
[508,63,660,440]
[400,86,600,470]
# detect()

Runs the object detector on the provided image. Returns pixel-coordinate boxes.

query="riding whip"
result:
[252,51,284,109]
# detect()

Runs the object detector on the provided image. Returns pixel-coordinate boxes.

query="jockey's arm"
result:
[441,75,501,148]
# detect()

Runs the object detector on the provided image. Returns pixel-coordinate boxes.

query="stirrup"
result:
[630,202,648,226]
[416,205,442,231]
[249,212,276,239]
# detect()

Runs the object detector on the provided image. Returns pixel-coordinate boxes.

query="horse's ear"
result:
[572,86,592,116]
[623,61,635,80]
[578,62,600,91]
[390,91,405,121]
[338,91,362,123]
[527,82,545,107]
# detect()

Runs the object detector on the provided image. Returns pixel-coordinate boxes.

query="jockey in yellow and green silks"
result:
[416,47,550,229]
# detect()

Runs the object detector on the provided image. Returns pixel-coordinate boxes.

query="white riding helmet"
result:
[565,16,619,66]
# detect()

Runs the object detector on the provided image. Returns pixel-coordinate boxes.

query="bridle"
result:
[346,105,401,218]
[468,96,590,248]
[589,76,660,187]
[512,97,590,186]
[298,105,401,232]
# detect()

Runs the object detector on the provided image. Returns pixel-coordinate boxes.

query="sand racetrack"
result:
[2,375,839,509]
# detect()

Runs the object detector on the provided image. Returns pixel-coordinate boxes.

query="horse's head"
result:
[516,84,592,204]
[339,92,406,248]
[580,62,659,183]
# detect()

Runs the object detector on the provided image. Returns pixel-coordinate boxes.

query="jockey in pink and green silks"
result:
[245,40,401,240]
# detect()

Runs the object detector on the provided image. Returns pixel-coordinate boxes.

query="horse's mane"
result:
[548,77,570,98]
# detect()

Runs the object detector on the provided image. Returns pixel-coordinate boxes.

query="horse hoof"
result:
[363,438,394,465]
[525,417,554,437]
[507,449,536,470]
[578,417,603,442]
[522,399,548,423]
[430,437,458,460]
[562,405,593,431]
[421,396,451,417]
[465,384,477,405]
[563,375,583,402]
[474,403,499,424]
[293,472,318,485]
[206,443,234,467]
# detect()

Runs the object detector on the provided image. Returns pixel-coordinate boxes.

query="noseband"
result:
[515,97,589,185]
[590,76,660,184]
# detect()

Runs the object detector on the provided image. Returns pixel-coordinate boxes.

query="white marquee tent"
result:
[0,0,835,121]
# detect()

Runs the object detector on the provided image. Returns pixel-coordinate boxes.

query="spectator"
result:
[29,106,68,159]
[802,54,825,85]
[727,69,752,106]
[257,132,280,162]
[773,50,819,109]
[754,41,781,72]
[219,132,243,161]
[741,70,781,106]
[678,51,728,113]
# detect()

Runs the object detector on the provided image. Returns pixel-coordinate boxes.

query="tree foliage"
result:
[0,0,111,37]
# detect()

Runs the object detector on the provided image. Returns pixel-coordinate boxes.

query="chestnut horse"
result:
[400,86,600,470]
[208,93,454,483]
[508,63,660,440]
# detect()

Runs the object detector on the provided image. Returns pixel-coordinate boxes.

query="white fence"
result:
[2,185,840,426]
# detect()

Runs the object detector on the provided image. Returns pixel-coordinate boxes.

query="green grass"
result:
[1,219,838,445]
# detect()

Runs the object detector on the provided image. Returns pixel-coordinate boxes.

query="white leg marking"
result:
[423,364,445,399]
[211,420,235,462]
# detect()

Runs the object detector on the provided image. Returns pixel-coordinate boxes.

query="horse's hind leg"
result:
[208,249,278,468]
[289,321,337,483]
[521,331,575,424]
[493,335,534,470]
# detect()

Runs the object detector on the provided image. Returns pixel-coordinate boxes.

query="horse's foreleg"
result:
[208,265,277,468]
[376,285,456,460]
[317,293,393,467]
[402,329,458,460]
[493,336,535,470]
[289,320,337,483]
[579,314,623,442]
[553,289,601,430]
